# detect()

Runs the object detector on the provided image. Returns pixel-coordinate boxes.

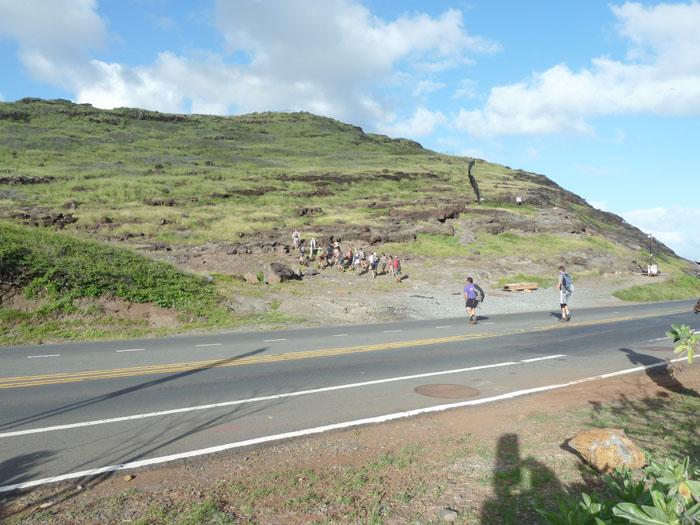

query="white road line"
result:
[521,355,566,363]
[1,355,686,495]
[26,354,61,359]
[195,343,222,347]
[116,349,145,353]
[0,358,556,439]
[479,322,494,325]
[435,326,451,329]
[332,334,348,337]
[649,337,670,342]
[383,329,402,333]
[263,338,287,342]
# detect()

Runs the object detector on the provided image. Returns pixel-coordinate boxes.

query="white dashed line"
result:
[435,325,451,329]
[27,354,60,359]
[479,322,494,325]
[116,349,145,353]
[195,343,222,347]
[521,354,566,363]
[264,338,287,342]
[332,334,348,337]
[383,330,402,333]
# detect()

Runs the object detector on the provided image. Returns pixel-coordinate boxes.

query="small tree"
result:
[667,324,699,376]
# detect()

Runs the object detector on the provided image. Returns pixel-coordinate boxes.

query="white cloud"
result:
[0,0,106,87]
[622,205,700,260]
[377,107,447,138]
[454,1,700,138]
[0,92,4,101]
[0,0,498,129]
[453,79,478,99]
[589,201,608,211]
[413,80,444,97]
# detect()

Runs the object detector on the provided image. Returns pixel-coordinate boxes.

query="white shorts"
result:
[560,290,571,305]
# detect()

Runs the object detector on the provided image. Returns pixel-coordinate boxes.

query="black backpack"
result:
[474,284,485,303]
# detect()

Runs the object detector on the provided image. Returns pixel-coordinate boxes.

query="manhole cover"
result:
[638,346,673,352]
[414,384,479,399]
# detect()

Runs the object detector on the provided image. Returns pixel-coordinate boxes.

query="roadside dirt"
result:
[4,362,700,524]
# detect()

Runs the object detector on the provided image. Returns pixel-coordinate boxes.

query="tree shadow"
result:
[0,347,268,432]
[618,348,700,397]
[0,451,55,486]
[0,347,299,516]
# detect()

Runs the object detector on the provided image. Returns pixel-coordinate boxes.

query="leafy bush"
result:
[538,457,700,524]
[0,223,216,313]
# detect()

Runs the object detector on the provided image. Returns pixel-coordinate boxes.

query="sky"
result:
[0,0,699,261]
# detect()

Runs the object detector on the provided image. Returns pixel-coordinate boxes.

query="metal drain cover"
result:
[414,384,479,399]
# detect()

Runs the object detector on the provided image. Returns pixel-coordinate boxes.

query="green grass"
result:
[496,273,553,289]
[613,274,700,302]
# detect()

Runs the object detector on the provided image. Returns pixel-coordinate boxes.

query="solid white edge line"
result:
[195,343,222,347]
[0,356,685,494]
[332,334,348,337]
[263,338,287,342]
[383,329,402,333]
[521,355,566,363]
[435,326,451,329]
[0,360,523,439]
[116,349,145,353]
[26,355,61,359]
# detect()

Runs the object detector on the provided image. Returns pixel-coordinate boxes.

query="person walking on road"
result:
[464,277,477,324]
[554,265,572,322]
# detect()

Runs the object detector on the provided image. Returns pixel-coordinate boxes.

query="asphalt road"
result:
[1,299,698,492]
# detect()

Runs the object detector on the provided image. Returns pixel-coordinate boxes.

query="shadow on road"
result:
[0,346,296,514]
[0,347,268,433]
[619,347,699,397]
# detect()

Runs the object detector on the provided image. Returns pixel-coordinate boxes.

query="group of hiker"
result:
[292,231,403,281]
[293,231,579,323]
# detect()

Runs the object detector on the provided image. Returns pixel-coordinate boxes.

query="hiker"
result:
[554,265,572,322]
[380,253,387,275]
[464,277,477,324]
[393,256,402,282]
[292,229,300,250]
[369,252,379,278]
[298,245,307,266]
[694,298,699,314]
[360,248,367,270]
[387,255,394,277]
[309,237,317,257]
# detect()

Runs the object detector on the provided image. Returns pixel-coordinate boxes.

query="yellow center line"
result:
[0,308,687,389]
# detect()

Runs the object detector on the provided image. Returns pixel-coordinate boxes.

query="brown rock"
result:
[244,272,259,284]
[123,474,134,481]
[569,428,646,473]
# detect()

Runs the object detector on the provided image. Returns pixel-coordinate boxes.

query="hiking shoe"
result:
[565,315,571,322]
[558,317,565,322]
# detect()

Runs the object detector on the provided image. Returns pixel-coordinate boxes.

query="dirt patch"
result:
[4,366,700,523]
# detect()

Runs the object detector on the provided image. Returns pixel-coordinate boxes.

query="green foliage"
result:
[667,324,699,370]
[537,458,700,525]
[613,275,700,302]
[0,223,216,313]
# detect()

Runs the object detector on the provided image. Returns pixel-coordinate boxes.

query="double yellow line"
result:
[0,308,687,389]
[0,332,494,389]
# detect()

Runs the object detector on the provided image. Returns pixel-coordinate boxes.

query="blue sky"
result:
[1,0,699,260]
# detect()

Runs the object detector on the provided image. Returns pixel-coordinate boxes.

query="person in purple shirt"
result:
[464,277,477,324]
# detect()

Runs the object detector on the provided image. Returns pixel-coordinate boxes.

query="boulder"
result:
[243,272,259,284]
[264,262,301,284]
[569,428,646,473]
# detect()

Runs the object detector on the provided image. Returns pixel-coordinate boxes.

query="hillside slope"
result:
[0,98,695,344]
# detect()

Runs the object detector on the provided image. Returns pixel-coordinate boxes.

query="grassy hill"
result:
[1,98,697,345]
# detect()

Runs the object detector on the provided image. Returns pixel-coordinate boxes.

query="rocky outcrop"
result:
[264,263,301,285]
[568,428,646,473]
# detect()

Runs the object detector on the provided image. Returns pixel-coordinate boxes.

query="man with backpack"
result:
[554,265,573,322]
[464,277,478,324]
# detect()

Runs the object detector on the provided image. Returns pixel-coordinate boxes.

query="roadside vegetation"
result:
[613,274,700,303]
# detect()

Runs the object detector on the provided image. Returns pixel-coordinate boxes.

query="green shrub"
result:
[613,275,700,302]
[0,223,216,314]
